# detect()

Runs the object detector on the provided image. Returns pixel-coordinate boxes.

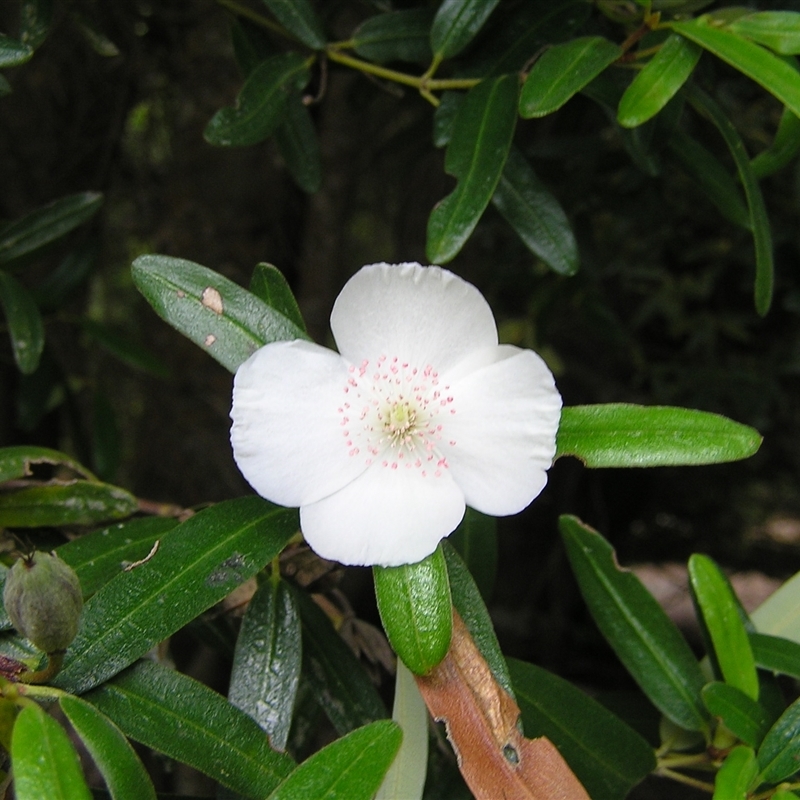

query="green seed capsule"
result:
[3,551,83,653]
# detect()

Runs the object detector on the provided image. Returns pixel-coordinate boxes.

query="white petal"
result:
[300,463,466,567]
[441,345,562,516]
[330,263,498,374]
[230,340,368,507]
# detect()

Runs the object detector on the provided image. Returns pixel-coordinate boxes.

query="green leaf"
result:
[449,507,497,602]
[491,146,579,276]
[60,695,157,800]
[249,263,307,333]
[0,480,138,527]
[204,53,310,147]
[261,0,326,50]
[229,579,301,751]
[432,90,464,148]
[519,37,622,118]
[714,745,758,800]
[668,130,750,229]
[267,720,401,800]
[131,254,309,373]
[0,270,44,373]
[671,17,800,120]
[752,570,800,643]
[509,658,656,800]
[292,584,387,734]
[353,9,434,64]
[274,94,322,193]
[54,497,298,694]
[729,12,800,56]
[757,696,800,783]
[443,542,513,698]
[12,702,92,800]
[374,544,452,676]
[701,683,772,748]
[555,404,762,467]
[85,659,294,797]
[751,107,800,178]
[0,33,33,67]
[20,0,53,50]
[684,83,774,315]
[81,319,169,377]
[618,34,701,127]
[0,192,102,267]
[750,632,800,680]
[430,0,500,60]
[688,554,759,700]
[427,74,517,264]
[0,444,95,483]
[560,515,709,732]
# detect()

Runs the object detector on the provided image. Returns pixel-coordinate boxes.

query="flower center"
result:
[337,355,457,477]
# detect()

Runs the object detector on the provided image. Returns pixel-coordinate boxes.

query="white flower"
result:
[230,263,562,567]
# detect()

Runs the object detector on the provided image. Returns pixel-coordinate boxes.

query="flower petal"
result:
[330,263,498,373]
[300,463,466,567]
[230,340,367,507]
[441,345,562,516]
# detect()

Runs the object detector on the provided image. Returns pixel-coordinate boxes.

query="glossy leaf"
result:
[688,554,759,700]
[0,34,33,67]
[274,94,322,194]
[751,632,800,680]
[204,53,310,147]
[491,146,579,276]
[0,444,94,483]
[12,702,92,800]
[432,90,464,148]
[427,74,517,264]
[85,659,294,797]
[556,404,762,467]
[714,745,758,800]
[20,0,53,50]
[729,12,800,56]
[449,507,497,601]
[81,319,169,377]
[430,0,500,60]
[757,696,800,783]
[0,270,44,373]
[132,254,309,373]
[267,720,401,800]
[0,480,138,527]
[520,37,622,118]
[261,0,326,50]
[353,9,434,64]
[509,658,655,800]
[60,695,156,800]
[55,497,298,694]
[293,585,387,733]
[701,682,772,748]
[374,544,452,676]
[229,579,301,751]
[0,192,102,267]
[751,107,800,178]
[249,263,306,333]
[560,515,708,732]
[618,34,701,127]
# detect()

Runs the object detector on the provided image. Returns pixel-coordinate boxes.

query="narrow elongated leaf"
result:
[449,507,497,601]
[701,683,772,748]
[204,53,310,147]
[671,18,800,119]
[688,554,759,700]
[12,703,92,800]
[20,0,53,50]
[267,720,401,800]
[274,95,322,193]
[714,745,758,800]
[0,270,44,373]
[353,9,434,64]
[293,585,387,734]
[0,34,33,67]
[374,544,452,676]
[0,444,94,483]
[427,75,517,264]
[618,34,701,127]
[560,515,708,732]
[729,12,800,56]
[229,579,301,751]
[520,37,622,118]
[509,658,655,800]
[262,0,326,50]
[751,107,800,178]
[430,0,500,60]
[752,571,800,643]
[132,254,308,373]
[0,480,138,527]
[60,695,156,800]
[249,263,306,333]
[55,497,298,694]
[0,192,102,267]
[556,404,762,467]
[751,631,800,679]
[85,659,294,797]
[757,696,800,783]
[491,146,579,276]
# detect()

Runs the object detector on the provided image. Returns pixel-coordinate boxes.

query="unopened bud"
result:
[3,551,83,653]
